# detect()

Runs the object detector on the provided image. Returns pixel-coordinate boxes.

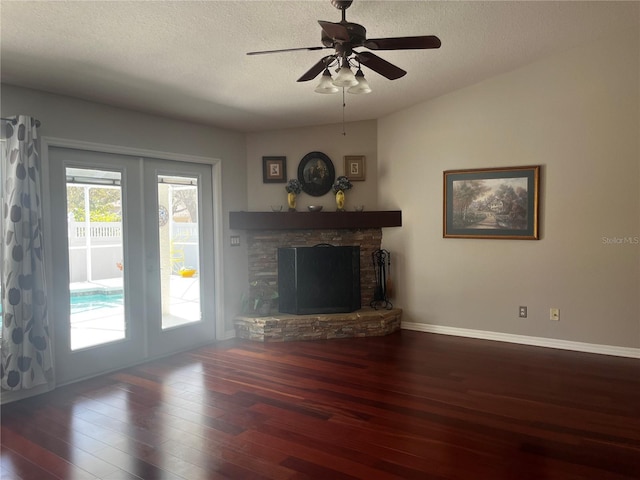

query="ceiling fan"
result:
[246,0,441,91]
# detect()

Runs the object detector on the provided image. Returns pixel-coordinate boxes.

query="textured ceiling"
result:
[1,1,638,133]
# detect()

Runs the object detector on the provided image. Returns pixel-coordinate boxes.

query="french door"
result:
[49,147,216,384]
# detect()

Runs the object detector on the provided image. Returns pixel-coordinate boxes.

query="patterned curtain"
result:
[1,115,54,392]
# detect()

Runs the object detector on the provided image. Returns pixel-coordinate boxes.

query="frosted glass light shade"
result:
[332,66,358,87]
[314,69,339,94]
[348,70,371,94]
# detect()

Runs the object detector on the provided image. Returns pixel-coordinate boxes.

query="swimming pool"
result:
[70,293,124,314]
[0,293,124,328]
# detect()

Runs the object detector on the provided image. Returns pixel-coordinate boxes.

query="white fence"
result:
[69,221,199,282]
[72,223,122,240]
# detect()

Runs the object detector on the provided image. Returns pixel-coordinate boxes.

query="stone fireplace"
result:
[230,211,403,341]
[246,228,381,309]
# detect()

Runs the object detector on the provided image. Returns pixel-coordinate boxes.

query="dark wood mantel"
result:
[229,210,402,230]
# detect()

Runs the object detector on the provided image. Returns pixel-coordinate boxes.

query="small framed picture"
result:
[344,155,366,181]
[262,156,287,183]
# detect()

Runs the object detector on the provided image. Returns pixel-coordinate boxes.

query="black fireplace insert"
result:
[277,245,361,314]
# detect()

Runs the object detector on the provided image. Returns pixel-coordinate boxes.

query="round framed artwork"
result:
[297,151,335,197]
[158,205,169,227]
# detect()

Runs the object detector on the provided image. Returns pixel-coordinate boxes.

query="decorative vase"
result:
[287,192,297,211]
[335,190,345,211]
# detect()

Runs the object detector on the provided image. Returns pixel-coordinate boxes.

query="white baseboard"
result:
[221,329,237,341]
[402,322,640,359]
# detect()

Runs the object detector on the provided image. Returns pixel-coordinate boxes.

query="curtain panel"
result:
[1,115,54,392]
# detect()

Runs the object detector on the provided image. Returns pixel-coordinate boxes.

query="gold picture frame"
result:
[344,155,366,181]
[443,165,541,240]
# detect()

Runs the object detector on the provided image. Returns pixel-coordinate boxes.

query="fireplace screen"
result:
[278,245,361,314]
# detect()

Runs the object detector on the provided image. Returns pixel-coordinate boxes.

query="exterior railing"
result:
[72,223,122,239]
[69,222,197,241]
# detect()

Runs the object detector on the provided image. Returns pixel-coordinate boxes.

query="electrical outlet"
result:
[550,308,560,321]
[519,306,527,318]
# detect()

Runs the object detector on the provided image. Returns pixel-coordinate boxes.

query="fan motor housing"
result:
[321,22,366,48]
[331,0,353,10]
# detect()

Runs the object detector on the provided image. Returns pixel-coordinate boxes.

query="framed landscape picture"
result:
[344,155,366,181]
[443,165,540,239]
[262,156,287,183]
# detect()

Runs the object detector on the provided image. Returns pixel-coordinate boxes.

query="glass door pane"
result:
[144,159,214,359]
[66,168,125,350]
[49,147,146,385]
[157,175,201,329]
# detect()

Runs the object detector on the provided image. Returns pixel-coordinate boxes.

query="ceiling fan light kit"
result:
[315,64,370,95]
[247,0,441,96]
[347,68,371,94]
[333,65,359,87]
[314,69,340,94]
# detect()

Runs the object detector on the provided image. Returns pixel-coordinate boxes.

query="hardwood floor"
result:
[2,330,639,479]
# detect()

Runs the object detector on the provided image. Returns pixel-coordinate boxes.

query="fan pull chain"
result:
[342,88,346,136]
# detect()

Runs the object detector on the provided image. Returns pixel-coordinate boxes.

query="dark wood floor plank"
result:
[0,431,99,480]
[1,448,60,480]
[2,331,639,479]
[236,428,405,480]
[160,437,300,480]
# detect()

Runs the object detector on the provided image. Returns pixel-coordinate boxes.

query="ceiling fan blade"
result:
[247,46,327,56]
[318,20,350,42]
[363,35,441,50]
[355,51,406,80]
[297,55,336,82]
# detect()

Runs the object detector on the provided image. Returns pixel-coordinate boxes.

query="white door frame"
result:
[41,137,225,383]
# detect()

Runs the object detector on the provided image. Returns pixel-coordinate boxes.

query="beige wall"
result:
[0,85,248,335]
[4,25,638,351]
[378,28,640,348]
[245,120,378,212]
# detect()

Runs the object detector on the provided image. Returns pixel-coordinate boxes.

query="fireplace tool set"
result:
[371,249,393,310]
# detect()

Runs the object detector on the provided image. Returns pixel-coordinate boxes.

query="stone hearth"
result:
[235,307,402,342]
